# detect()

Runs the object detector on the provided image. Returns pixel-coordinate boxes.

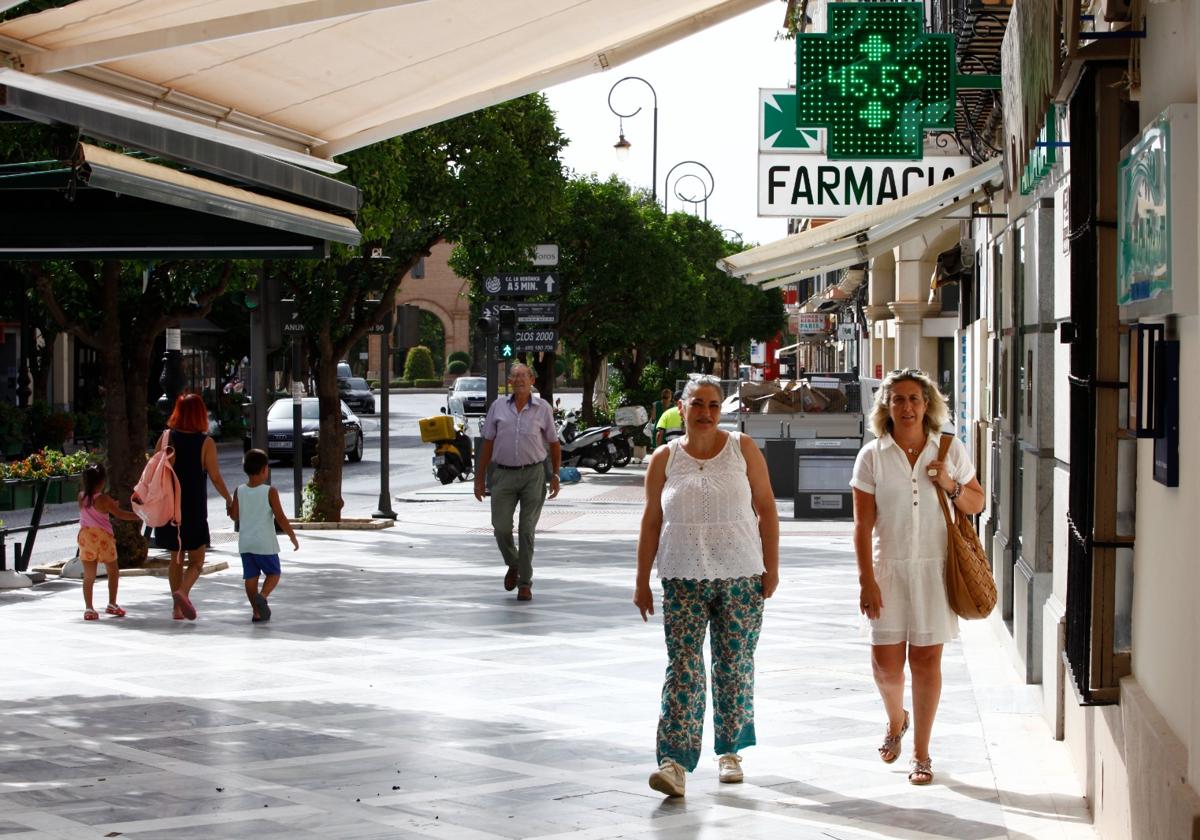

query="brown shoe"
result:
[516,585,532,601]
[504,565,517,591]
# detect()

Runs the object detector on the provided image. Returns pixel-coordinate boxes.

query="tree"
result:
[544,177,690,422]
[283,94,566,520]
[32,260,252,564]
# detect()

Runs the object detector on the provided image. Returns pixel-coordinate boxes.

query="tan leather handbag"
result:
[936,434,996,620]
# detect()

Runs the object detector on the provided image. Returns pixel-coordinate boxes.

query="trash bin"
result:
[793,438,859,519]
[764,439,797,499]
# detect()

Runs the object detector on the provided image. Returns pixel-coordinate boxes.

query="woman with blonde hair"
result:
[850,368,984,785]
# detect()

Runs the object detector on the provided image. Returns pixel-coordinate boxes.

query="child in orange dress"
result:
[77,464,139,620]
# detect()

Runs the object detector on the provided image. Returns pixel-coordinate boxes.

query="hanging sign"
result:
[758,153,972,217]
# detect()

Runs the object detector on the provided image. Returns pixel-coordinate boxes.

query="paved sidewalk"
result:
[0,468,1095,839]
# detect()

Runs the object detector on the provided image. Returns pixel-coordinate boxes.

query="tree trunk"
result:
[580,352,596,427]
[88,261,148,567]
[310,342,345,522]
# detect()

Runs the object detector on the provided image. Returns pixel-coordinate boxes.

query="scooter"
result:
[557,410,617,473]
[420,412,474,485]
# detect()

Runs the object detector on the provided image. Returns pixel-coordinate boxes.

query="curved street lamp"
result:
[664,160,714,218]
[607,76,658,202]
[719,227,744,244]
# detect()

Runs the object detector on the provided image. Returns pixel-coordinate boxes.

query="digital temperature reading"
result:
[795,3,956,160]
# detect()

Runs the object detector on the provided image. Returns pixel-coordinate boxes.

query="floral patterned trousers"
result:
[657,576,764,771]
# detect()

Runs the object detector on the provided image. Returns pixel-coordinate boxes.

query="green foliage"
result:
[367,379,381,389]
[1,448,101,480]
[419,311,445,374]
[448,350,471,367]
[414,378,442,388]
[300,478,326,522]
[390,379,412,388]
[402,346,435,381]
[0,402,28,457]
[447,359,469,375]
[554,356,567,377]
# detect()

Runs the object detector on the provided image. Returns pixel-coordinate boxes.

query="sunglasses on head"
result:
[889,368,927,377]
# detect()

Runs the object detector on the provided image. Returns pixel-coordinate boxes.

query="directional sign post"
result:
[483,272,558,297]
[280,299,305,335]
[530,244,559,266]
[512,328,558,353]
[481,302,559,324]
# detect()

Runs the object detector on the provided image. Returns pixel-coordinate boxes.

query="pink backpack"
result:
[132,430,182,530]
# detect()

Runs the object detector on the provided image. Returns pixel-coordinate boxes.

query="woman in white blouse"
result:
[634,376,779,798]
[850,369,984,785]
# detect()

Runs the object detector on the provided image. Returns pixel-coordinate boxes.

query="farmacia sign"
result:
[758,154,972,217]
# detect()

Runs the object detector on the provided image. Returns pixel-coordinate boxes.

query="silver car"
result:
[446,376,487,416]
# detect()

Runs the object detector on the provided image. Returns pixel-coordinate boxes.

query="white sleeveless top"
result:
[655,431,765,581]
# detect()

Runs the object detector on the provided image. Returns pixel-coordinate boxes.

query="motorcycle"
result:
[557,410,618,473]
[611,405,649,467]
[420,412,474,485]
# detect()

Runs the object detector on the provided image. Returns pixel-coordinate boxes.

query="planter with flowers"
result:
[0,450,101,510]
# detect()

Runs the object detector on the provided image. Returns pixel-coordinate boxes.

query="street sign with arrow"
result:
[483,272,558,297]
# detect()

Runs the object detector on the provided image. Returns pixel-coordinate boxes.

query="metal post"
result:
[374,298,396,519]
[250,305,268,454]
[291,338,304,518]
[485,330,497,411]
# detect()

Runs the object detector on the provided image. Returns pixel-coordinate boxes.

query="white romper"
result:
[849,433,976,646]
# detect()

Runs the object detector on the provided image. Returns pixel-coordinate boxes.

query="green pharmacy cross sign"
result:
[795,3,996,160]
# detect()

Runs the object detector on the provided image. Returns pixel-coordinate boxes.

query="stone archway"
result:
[367,241,474,379]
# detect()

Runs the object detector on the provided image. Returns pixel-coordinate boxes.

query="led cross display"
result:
[795,3,955,160]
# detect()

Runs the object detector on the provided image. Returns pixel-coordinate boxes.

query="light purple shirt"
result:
[482,394,558,467]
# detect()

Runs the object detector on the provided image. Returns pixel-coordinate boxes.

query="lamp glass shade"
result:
[613,134,632,161]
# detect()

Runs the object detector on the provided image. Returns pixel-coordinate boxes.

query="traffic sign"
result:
[483,272,558,296]
[513,328,557,352]
[481,302,558,324]
[530,244,559,266]
[280,299,305,335]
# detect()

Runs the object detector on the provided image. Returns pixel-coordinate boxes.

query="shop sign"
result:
[1019,107,1058,195]
[1118,104,1197,317]
[759,153,972,217]
[837,322,858,341]
[794,3,956,160]
[760,89,822,152]
[794,312,828,334]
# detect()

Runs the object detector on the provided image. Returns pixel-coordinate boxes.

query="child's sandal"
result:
[105,604,126,617]
[83,609,99,621]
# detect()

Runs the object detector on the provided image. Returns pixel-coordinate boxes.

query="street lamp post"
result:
[664,160,714,218]
[608,76,658,203]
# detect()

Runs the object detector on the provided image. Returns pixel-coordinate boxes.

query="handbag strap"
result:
[935,433,956,528]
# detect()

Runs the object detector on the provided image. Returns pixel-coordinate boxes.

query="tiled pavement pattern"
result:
[1,470,1095,839]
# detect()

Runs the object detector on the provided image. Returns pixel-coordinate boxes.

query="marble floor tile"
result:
[0,490,1094,839]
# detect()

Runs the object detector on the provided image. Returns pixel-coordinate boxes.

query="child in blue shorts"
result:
[229,448,298,622]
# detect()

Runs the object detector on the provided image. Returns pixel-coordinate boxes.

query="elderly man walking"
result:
[474,364,561,601]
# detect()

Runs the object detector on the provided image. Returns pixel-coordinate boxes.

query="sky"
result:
[541,2,798,249]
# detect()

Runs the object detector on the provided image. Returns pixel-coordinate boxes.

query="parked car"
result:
[246,398,364,464]
[337,377,375,414]
[446,376,487,416]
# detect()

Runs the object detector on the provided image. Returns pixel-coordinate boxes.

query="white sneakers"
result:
[718,753,744,783]
[648,754,745,797]
[648,757,686,797]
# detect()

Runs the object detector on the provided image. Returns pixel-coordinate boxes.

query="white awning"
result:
[719,158,1002,289]
[0,0,769,170]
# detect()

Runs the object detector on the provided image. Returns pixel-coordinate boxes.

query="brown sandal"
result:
[909,757,933,785]
[878,710,909,764]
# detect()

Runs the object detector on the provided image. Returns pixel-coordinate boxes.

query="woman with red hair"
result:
[155,392,233,621]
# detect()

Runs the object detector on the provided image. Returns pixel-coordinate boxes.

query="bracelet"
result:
[947,481,962,501]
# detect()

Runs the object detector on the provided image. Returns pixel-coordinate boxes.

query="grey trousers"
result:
[489,463,547,587]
